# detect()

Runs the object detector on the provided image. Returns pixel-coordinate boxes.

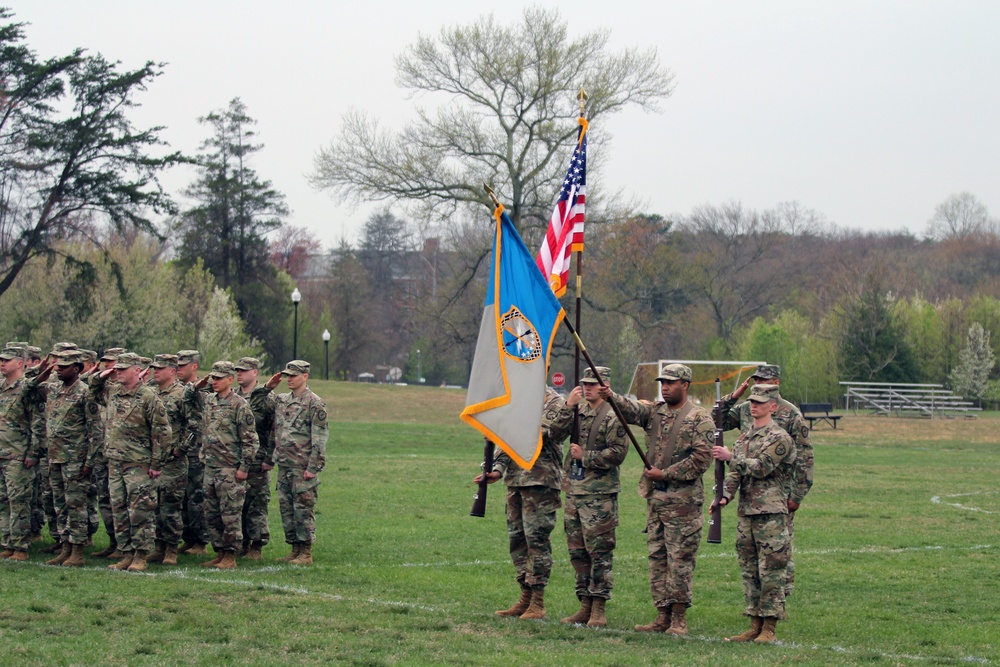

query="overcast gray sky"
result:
[10,1,1000,247]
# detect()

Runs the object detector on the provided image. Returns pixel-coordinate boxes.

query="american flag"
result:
[536,121,587,298]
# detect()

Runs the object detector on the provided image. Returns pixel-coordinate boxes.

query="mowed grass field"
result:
[2,381,998,666]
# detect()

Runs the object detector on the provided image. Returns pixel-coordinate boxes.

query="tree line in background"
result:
[2,7,999,408]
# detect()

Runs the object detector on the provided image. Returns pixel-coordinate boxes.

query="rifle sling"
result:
[585,401,613,451]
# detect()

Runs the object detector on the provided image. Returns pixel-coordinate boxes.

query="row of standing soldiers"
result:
[476,363,813,643]
[0,342,328,571]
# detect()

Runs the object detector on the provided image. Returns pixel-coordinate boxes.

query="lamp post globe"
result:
[291,288,302,359]
[322,329,331,380]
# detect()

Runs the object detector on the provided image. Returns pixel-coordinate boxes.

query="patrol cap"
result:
[113,352,143,369]
[151,354,179,369]
[101,347,126,362]
[235,357,261,371]
[579,366,610,385]
[50,342,78,354]
[177,350,200,366]
[747,384,780,403]
[0,345,25,361]
[752,364,781,381]
[26,346,42,361]
[280,360,311,376]
[55,350,84,366]
[139,356,152,369]
[80,349,98,364]
[657,363,693,383]
[208,361,236,378]
[6,341,29,349]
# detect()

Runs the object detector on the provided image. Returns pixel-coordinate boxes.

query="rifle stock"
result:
[470,438,494,517]
[707,379,725,544]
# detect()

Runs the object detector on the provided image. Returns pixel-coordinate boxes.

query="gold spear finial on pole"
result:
[483,182,501,209]
[577,87,588,116]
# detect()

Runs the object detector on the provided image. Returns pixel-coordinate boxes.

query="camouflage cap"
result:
[177,350,200,366]
[26,346,42,361]
[752,364,781,381]
[6,341,29,349]
[113,352,143,370]
[139,356,152,369]
[151,354,179,369]
[79,349,98,364]
[747,383,780,403]
[50,342,78,354]
[280,360,311,376]
[101,347,126,362]
[0,345,26,361]
[580,365,610,384]
[55,350,84,366]
[208,361,236,378]
[234,357,261,371]
[657,363,693,383]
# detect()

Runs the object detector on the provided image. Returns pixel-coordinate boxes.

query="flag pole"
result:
[571,87,588,455]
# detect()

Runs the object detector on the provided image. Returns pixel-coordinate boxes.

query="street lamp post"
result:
[291,287,301,359]
[322,329,331,381]
[416,348,422,385]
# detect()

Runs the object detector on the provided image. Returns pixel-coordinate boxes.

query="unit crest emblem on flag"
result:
[501,306,542,361]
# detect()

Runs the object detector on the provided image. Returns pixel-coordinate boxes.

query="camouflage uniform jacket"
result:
[611,394,714,504]
[90,374,171,466]
[157,380,192,457]
[239,384,276,468]
[492,389,565,490]
[0,376,45,461]
[266,387,328,474]
[722,420,795,516]
[42,378,103,467]
[192,389,259,472]
[550,399,628,496]
[721,392,814,504]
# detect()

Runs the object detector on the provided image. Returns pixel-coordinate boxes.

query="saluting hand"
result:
[265,372,283,390]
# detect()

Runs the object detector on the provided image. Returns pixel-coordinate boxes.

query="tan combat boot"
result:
[634,606,670,632]
[214,550,237,569]
[201,549,224,567]
[127,550,148,572]
[665,603,688,635]
[726,615,763,642]
[519,587,546,620]
[29,532,43,543]
[186,543,208,555]
[496,585,532,617]
[91,540,118,558]
[560,596,593,625]
[40,540,62,554]
[9,550,29,562]
[244,541,263,560]
[754,617,778,643]
[63,544,86,567]
[45,542,71,566]
[146,541,166,564]
[162,544,178,566]
[278,543,302,562]
[0,549,13,559]
[587,598,607,628]
[108,552,135,570]
[289,543,313,566]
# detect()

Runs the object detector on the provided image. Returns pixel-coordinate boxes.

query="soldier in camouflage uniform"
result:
[0,345,45,561]
[29,350,103,567]
[186,361,259,569]
[720,364,814,596]
[600,363,714,635]
[146,354,192,566]
[549,366,628,628]
[76,349,102,543]
[235,357,276,560]
[476,388,565,620]
[712,384,796,643]
[90,352,171,572]
[263,360,328,566]
[176,350,210,555]
[90,347,126,558]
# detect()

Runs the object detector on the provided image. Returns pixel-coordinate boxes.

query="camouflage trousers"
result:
[108,460,158,554]
[736,513,791,620]
[646,497,704,608]
[786,510,797,596]
[506,485,560,588]
[156,455,188,546]
[0,458,36,551]
[276,467,318,545]
[203,466,247,552]
[241,467,271,545]
[50,460,90,545]
[564,493,619,600]
[30,456,56,538]
[92,461,114,540]
[182,454,210,545]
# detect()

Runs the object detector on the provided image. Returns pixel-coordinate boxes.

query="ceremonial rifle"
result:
[707,378,725,544]
[470,438,494,517]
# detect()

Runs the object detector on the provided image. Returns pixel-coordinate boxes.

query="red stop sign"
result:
[552,372,565,387]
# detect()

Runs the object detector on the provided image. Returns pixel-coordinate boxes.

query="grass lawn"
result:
[2,381,997,666]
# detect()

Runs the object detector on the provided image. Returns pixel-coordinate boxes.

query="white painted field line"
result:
[931,491,999,514]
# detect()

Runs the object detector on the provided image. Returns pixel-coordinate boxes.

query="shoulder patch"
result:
[775,442,787,457]
[316,409,328,423]
[616,425,626,439]
[88,402,99,415]
[243,412,254,426]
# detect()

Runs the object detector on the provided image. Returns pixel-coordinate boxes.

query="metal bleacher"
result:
[840,381,981,418]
